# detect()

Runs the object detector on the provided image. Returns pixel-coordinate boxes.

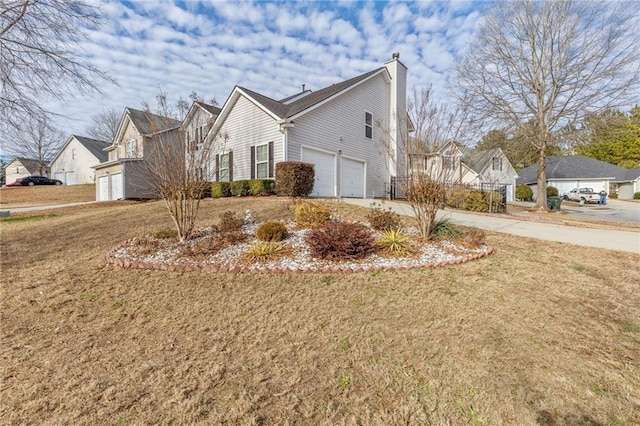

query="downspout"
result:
[277,119,294,162]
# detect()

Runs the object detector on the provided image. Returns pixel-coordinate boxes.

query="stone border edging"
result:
[106,240,495,274]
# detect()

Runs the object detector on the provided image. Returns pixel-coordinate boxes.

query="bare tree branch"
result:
[6,116,64,162]
[0,0,114,130]
[454,0,640,208]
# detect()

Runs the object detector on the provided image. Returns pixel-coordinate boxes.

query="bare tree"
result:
[142,100,226,242]
[7,117,64,163]
[0,0,113,131]
[85,108,120,143]
[454,0,640,208]
[381,87,470,239]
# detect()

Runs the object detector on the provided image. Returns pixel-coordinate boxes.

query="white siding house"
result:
[49,135,110,185]
[4,157,49,184]
[207,53,408,198]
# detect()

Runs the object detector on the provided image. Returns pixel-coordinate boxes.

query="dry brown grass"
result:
[1,197,639,425]
[0,184,96,207]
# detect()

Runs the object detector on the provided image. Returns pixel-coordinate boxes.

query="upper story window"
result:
[492,157,503,171]
[365,111,373,139]
[126,139,136,157]
[442,149,455,170]
[72,148,77,159]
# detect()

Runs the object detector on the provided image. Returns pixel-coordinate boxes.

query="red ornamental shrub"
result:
[306,222,375,260]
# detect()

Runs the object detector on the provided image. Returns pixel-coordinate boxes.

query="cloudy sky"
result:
[48,0,486,139]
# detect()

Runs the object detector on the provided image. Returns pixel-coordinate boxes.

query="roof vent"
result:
[302,84,306,91]
[392,52,400,60]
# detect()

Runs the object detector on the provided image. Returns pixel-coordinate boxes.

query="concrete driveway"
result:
[343,198,640,254]
[555,199,640,224]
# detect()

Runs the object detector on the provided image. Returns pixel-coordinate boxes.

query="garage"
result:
[97,176,109,201]
[340,157,365,198]
[302,148,335,197]
[54,172,64,182]
[64,171,76,185]
[110,173,123,200]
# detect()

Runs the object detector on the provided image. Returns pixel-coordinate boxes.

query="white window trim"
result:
[219,153,230,182]
[126,139,136,157]
[492,157,503,171]
[255,143,269,179]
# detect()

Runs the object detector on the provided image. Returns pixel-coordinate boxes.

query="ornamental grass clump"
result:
[431,218,462,240]
[256,221,288,242]
[244,242,285,260]
[375,228,414,255]
[306,222,375,260]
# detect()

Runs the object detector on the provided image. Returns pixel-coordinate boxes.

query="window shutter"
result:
[268,141,274,178]
[250,146,255,179]
[215,154,219,181]
[229,151,234,181]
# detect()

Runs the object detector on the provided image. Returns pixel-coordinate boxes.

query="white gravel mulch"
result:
[107,222,493,273]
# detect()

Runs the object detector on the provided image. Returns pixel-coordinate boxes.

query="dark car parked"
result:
[12,176,63,186]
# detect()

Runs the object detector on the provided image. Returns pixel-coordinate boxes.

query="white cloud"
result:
[38,0,488,142]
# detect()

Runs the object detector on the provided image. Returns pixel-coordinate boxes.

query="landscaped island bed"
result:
[1,197,639,424]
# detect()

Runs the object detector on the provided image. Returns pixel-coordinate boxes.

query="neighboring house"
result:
[4,157,50,184]
[516,155,640,199]
[93,108,181,200]
[409,141,518,201]
[207,53,407,198]
[49,135,110,185]
[182,101,222,179]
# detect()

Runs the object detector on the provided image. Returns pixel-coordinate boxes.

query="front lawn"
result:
[1,198,638,424]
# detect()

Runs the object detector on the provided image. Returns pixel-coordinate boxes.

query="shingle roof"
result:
[238,67,386,120]
[126,108,181,135]
[516,155,631,185]
[613,167,640,182]
[73,135,110,162]
[13,157,49,174]
[463,148,501,173]
[195,101,221,116]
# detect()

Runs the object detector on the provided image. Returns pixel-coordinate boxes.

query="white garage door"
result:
[64,171,76,185]
[341,158,365,198]
[302,148,335,197]
[110,173,123,200]
[98,176,109,201]
[54,172,64,181]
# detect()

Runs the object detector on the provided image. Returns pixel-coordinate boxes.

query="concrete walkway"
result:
[343,198,640,254]
[0,201,97,214]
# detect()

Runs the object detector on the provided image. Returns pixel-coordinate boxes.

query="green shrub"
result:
[256,221,288,242]
[306,222,375,260]
[153,229,178,239]
[366,202,401,230]
[218,211,244,232]
[211,182,231,198]
[634,192,640,199]
[464,190,488,212]
[431,218,462,240]
[375,228,414,255]
[249,179,275,196]
[275,162,315,197]
[230,180,251,196]
[294,201,331,228]
[515,184,533,201]
[546,186,559,197]
[445,186,470,209]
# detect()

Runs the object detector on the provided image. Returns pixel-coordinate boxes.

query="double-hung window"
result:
[219,153,230,182]
[72,148,77,159]
[126,139,136,157]
[365,111,373,139]
[255,143,269,179]
[492,157,503,171]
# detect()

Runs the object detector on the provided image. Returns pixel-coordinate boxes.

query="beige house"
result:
[93,108,181,200]
[407,141,518,201]
[4,157,50,185]
[182,101,221,180]
[49,135,110,185]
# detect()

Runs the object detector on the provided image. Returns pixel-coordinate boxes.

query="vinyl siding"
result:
[212,96,282,180]
[287,73,390,198]
[50,137,103,184]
